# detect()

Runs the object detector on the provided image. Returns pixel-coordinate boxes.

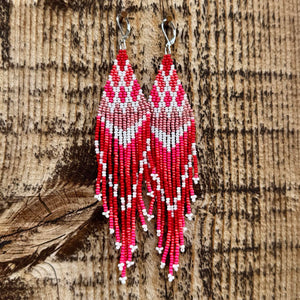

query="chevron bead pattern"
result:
[148,54,199,281]
[94,49,155,284]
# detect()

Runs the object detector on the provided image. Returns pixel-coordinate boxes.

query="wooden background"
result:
[0,0,299,299]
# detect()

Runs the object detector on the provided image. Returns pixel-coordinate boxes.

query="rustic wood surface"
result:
[0,0,299,299]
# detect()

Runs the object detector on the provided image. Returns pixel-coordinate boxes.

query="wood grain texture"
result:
[0,0,299,299]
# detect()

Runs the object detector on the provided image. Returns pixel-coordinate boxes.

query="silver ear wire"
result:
[116,13,131,49]
[161,18,176,54]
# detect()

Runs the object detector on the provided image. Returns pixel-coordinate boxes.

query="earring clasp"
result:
[117,12,131,49]
[161,17,176,54]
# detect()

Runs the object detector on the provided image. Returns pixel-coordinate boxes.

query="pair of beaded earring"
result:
[94,14,199,284]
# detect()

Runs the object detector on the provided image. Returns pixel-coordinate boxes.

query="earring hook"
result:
[116,13,131,49]
[161,18,176,54]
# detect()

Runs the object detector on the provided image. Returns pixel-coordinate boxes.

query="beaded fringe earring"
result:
[147,19,199,282]
[94,14,155,284]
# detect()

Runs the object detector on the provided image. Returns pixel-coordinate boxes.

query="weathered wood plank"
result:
[0,0,299,299]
